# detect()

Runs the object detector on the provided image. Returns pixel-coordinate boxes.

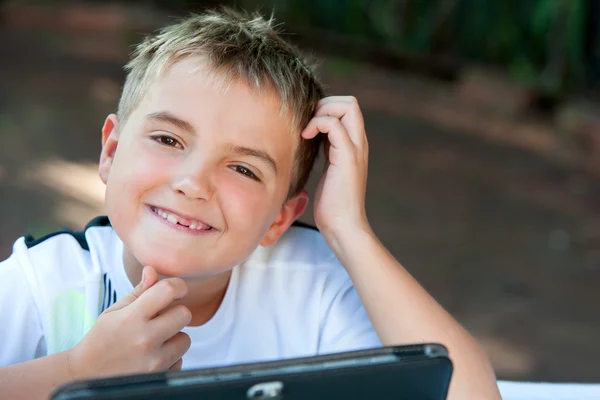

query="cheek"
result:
[108,143,172,199]
[217,173,275,234]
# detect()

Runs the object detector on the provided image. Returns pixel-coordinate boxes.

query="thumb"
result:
[105,266,159,312]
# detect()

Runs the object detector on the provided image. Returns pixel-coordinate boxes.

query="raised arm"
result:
[302,96,501,400]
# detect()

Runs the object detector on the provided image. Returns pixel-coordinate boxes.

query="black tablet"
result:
[50,343,453,400]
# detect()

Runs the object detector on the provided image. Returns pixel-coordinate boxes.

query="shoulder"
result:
[248,221,339,268]
[12,216,117,285]
[4,217,120,355]
[242,221,351,292]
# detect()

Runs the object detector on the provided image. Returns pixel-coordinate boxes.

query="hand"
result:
[301,96,370,245]
[66,266,192,379]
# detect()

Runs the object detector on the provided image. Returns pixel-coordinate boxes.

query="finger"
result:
[169,358,183,371]
[150,304,192,342]
[131,278,189,320]
[313,99,365,147]
[162,332,191,369]
[314,95,357,109]
[314,97,363,119]
[106,266,159,313]
[301,116,355,161]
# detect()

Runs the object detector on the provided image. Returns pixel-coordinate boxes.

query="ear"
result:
[99,114,120,184]
[260,190,309,247]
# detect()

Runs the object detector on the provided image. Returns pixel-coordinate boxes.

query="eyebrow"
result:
[227,144,278,175]
[146,111,277,175]
[145,111,195,134]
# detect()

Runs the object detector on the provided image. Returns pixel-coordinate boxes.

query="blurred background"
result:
[1,0,600,382]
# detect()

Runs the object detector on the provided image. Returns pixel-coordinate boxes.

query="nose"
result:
[170,159,215,201]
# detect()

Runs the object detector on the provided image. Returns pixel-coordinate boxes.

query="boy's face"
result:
[99,57,308,277]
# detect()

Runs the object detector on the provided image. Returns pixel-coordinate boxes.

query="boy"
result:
[0,8,501,399]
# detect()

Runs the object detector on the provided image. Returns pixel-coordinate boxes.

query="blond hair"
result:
[118,8,325,198]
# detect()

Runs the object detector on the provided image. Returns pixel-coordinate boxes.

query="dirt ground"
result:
[1,3,600,383]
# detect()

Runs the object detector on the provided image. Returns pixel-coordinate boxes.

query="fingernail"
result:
[141,268,146,285]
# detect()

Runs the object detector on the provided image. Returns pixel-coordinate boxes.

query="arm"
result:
[0,351,74,400]
[302,96,501,400]
[332,226,500,399]
[0,266,191,400]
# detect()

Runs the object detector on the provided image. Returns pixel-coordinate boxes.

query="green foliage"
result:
[234,0,588,97]
[142,0,590,96]
[325,57,360,77]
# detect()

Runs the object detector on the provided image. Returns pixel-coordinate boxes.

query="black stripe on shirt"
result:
[24,216,112,251]
[100,273,117,314]
[291,220,318,231]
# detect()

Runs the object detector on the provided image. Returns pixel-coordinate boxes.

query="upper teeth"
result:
[153,207,210,230]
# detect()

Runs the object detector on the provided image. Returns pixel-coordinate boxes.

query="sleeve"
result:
[317,275,382,355]
[0,252,46,366]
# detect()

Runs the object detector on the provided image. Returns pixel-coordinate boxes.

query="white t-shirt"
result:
[0,216,381,369]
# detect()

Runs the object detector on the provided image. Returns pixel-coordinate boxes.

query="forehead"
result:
[143,57,292,130]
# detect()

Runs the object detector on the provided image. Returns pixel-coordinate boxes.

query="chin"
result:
[138,251,226,278]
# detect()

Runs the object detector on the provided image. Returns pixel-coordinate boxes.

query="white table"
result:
[498,380,600,400]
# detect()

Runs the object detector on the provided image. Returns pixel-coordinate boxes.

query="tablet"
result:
[51,344,453,400]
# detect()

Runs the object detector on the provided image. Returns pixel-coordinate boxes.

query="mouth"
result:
[149,205,215,233]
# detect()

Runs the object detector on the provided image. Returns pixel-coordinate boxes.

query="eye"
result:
[152,135,183,149]
[231,165,261,182]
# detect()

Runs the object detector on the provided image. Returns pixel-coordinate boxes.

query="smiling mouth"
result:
[150,206,213,231]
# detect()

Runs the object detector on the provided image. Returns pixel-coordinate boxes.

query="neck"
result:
[123,249,232,327]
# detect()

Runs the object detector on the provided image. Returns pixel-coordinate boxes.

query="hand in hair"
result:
[300,95,369,249]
